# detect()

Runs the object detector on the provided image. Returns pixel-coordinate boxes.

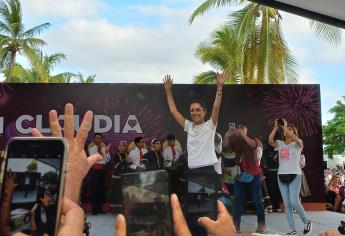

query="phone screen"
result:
[121,170,174,236]
[0,138,67,236]
[185,170,217,236]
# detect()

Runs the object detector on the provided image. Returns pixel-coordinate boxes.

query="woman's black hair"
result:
[190,99,207,112]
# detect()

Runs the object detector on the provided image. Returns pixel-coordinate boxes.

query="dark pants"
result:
[109,175,122,205]
[233,175,265,227]
[91,169,106,214]
[265,170,282,210]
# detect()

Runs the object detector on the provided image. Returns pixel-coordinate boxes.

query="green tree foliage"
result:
[26,159,37,172]
[323,97,345,157]
[75,72,96,83]
[190,0,342,84]
[9,50,75,83]
[0,0,50,82]
[41,171,58,185]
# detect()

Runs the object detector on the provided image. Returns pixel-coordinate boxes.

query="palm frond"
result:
[22,23,51,38]
[51,72,75,83]
[193,70,218,84]
[189,0,239,24]
[310,20,342,47]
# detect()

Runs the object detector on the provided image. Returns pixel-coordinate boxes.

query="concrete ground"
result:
[86,211,343,236]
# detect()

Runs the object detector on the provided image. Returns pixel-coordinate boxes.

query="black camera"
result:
[339,220,345,235]
[277,118,284,126]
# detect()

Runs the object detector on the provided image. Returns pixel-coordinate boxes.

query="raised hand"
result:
[163,74,173,91]
[283,118,288,127]
[217,72,228,86]
[32,103,102,203]
[106,143,111,152]
[4,171,17,194]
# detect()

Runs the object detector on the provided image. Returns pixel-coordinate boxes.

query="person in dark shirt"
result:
[144,139,164,170]
[109,141,129,213]
[262,144,282,212]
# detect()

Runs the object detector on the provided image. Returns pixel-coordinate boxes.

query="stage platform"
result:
[86,210,343,235]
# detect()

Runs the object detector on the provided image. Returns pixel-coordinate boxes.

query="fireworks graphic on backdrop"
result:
[263,86,321,137]
[89,95,165,152]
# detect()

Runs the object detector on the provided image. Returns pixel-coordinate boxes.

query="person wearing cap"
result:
[162,72,227,173]
[128,137,147,171]
[163,134,183,168]
[143,139,165,170]
[88,133,111,215]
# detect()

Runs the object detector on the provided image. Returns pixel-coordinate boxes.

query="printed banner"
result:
[0,83,323,202]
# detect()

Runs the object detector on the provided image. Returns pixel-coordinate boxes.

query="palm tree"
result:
[0,0,50,82]
[9,50,75,83]
[190,0,342,84]
[194,25,243,84]
[74,72,96,83]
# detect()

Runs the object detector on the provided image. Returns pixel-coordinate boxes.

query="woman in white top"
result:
[163,73,227,173]
[268,119,312,235]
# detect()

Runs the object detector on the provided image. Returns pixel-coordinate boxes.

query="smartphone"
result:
[0,137,68,236]
[185,170,218,236]
[121,170,173,236]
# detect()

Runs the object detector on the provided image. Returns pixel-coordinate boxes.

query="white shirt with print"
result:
[277,140,302,175]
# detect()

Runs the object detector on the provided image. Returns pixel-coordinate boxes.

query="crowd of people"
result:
[325,167,345,213]
[0,73,342,235]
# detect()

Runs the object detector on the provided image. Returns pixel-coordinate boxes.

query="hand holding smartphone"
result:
[0,137,68,236]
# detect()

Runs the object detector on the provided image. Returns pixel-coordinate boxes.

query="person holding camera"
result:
[269,118,312,235]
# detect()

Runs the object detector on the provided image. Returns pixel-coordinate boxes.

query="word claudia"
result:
[0,114,143,135]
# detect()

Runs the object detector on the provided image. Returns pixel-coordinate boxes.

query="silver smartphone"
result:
[0,137,68,236]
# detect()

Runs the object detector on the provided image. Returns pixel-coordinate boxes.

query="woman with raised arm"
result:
[268,119,312,236]
[163,73,227,173]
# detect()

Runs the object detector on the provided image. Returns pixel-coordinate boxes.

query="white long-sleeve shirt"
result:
[163,145,183,167]
[128,147,148,170]
[88,144,111,164]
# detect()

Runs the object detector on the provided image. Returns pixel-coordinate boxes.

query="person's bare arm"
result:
[238,129,257,148]
[0,172,17,236]
[163,75,186,128]
[211,72,227,126]
[282,119,303,148]
[269,123,279,148]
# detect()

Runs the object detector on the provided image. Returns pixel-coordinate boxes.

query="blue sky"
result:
[11,0,345,123]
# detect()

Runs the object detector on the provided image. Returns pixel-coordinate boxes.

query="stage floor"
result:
[86,210,343,235]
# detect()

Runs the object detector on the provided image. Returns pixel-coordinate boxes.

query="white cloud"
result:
[37,5,228,83]
[21,0,105,19]
[297,68,317,84]
[130,5,189,17]
[282,11,345,65]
